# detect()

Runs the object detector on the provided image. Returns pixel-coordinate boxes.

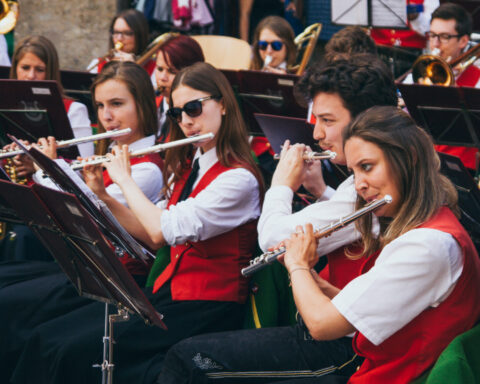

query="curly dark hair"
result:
[324,26,377,61]
[295,53,397,117]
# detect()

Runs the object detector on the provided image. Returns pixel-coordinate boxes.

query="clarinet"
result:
[241,195,392,277]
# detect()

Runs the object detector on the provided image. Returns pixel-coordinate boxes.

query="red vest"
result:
[97,57,156,75]
[250,137,274,157]
[350,207,480,384]
[153,160,258,303]
[104,153,164,275]
[319,244,365,289]
[63,98,73,113]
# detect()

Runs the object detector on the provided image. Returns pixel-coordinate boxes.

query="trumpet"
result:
[70,132,215,171]
[0,128,132,160]
[87,41,125,72]
[241,195,392,277]
[273,150,336,161]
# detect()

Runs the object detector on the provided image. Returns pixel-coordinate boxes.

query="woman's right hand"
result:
[36,136,58,160]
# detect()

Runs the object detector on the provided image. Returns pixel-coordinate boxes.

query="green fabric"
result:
[412,323,480,384]
[243,260,297,329]
[145,246,170,288]
[5,31,13,58]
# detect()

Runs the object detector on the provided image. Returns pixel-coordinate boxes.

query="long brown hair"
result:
[165,62,264,197]
[251,16,297,71]
[343,106,458,258]
[109,9,149,55]
[10,35,64,94]
[91,61,157,138]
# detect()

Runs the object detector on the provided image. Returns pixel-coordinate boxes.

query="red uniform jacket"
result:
[153,160,258,303]
[350,207,480,383]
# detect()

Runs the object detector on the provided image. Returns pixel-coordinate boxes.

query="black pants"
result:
[158,325,361,384]
[10,284,245,384]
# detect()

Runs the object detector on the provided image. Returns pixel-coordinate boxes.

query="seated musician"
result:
[8,35,92,160]
[87,9,156,85]
[324,26,377,62]
[9,62,263,384]
[156,54,398,383]
[0,61,165,384]
[250,15,297,74]
[154,34,204,143]
[406,3,479,170]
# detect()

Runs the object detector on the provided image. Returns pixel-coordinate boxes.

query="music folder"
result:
[0,179,166,328]
[398,84,480,149]
[0,79,80,159]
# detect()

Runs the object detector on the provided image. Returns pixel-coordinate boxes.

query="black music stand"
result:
[9,135,154,266]
[438,152,480,252]
[0,79,79,159]
[60,69,97,123]
[0,180,166,383]
[237,70,307,134]
[398,84,480,149]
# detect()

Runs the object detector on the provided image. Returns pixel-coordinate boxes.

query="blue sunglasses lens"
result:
[258,41,268,50]
[271,41,283,51]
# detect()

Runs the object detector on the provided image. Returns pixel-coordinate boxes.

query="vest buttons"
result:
[175,254,179,259]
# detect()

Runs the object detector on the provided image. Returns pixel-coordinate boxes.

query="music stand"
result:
[398,84,480,149]
[237,70,307,134]
[0,79,79,159]
[60,69,97,124]
[0,180,166,383]
[331,0,408,29]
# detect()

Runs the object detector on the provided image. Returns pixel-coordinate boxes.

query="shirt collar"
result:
[193,146,218,174]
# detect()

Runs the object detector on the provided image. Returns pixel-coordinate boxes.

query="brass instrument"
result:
[70,132,215,170]
[273,150,336,161]
[87,41,125,72]
[291,23,322,76]
[0,0,18,34]
[0,128,132,160]
[411,44,480,86]
[241,195,392,276]
[136,32,179,67]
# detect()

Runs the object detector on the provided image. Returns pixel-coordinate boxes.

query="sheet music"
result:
[372,0,407,28]
[331,0,368,26]
[331,0,408,28]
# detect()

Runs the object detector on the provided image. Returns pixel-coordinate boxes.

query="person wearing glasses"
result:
[9,62,264,384]
[87,9,155,81]
[250,15,297,73]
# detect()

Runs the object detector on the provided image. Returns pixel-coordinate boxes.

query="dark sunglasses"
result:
[258,40,283,51]
[167,95,221,123]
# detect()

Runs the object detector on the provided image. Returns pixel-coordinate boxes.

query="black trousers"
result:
[157,325,361,384]
[10,284,245,384]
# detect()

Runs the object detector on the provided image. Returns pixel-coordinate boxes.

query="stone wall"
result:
[14,0,118,70]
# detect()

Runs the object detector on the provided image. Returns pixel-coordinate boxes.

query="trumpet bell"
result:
[0,0,18,34]
[411,54,454,86]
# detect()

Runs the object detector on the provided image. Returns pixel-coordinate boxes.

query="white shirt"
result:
[0,35,10,66]
[158,147,261,246]
[332,227,463,346]
[33,135,163,207]
[68,101,93,157]
[258,175,370,255]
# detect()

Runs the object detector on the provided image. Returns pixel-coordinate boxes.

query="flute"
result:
[70,132,215,171]
[0,128,132,160]
[241,195,392,277]
[273,150,337,161]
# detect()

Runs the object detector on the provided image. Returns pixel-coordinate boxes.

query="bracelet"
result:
[289,267,310,277]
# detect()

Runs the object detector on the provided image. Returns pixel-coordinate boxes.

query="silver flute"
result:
[273,150,337,161]
[241,195,392,277]
[0,128,132,160]
[70,132,215,171]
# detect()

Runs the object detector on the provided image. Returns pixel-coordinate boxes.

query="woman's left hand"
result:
[284,223,319,272]
[103,144,132,186]
[83,161,107,198]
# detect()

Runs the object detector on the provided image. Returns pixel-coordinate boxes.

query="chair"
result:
[192,35,252,70]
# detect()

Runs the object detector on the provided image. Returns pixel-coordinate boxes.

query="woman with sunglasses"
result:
[9,62,264,384]
[154,34,205,143]
[251,15,297,73]
[87,9,156,82]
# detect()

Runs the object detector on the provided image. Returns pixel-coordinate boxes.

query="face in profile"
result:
[258,28,287,68]
[112,17,136,54]
[345,137,401,217]
[94,79,143,146]
[311,92,352,165]
[170,84,224,153]
[16,52,47,81]
[155,51,178,98]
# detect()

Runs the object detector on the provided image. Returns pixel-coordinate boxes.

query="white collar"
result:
[193,146,218,174]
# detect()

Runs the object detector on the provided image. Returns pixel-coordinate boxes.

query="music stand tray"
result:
[0,79,79,159]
